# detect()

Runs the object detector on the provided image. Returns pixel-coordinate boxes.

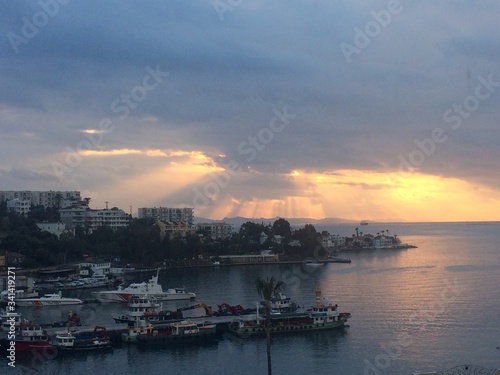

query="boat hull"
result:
[55,343,112,351]
[53,338,112,351]
[15,299,83,307]
[136,329,216,345]
[93,292,195,303]
[228,319,348,336]
[0,339,53,353]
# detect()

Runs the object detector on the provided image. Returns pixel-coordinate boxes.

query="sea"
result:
[2,222,500,375]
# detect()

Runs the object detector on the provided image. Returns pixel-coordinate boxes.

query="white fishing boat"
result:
[92,269,196,303]
[15,291,83,307]
[112,294,182,324]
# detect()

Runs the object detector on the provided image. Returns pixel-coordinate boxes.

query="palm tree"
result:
[255,276,285,375]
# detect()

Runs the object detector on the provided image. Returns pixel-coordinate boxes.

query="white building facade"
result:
[138,207,194,225]
[0,190,81,209]
[60,206,130,231]
[196,222,233,240]
[36,222,73,238]
[6,198,31,216]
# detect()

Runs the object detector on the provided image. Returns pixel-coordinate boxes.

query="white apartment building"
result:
[6,198,31,216]
[0,190,81,210]
[373,236,394,249]
[36,222,73,238]
[78,262,111,277]
[60,206,130,231]
[322,234,347,248]
[196,222,233,240]
[138,207,194,225]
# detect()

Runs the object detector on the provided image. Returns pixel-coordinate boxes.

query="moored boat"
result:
[0,323,53,353]
[228,287,350,336]
[112,294,183,324]
[121,323,155,342]
[52,326,112,351]
[15,291,83,307]
[136,320,216,344]
[92,269,196,303]
[261,292,297,314]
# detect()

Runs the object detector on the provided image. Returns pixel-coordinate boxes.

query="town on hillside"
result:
[0,190,415,283]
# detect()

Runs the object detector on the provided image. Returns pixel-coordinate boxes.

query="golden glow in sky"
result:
[79,150,499,222]
[198,169,498,222]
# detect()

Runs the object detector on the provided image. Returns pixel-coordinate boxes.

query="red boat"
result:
[9,323,53,353]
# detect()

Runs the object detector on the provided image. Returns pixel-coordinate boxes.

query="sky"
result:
[1,0,499,222]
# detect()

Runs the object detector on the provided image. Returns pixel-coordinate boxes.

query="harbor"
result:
[2,282,351,348]
[0,223,499,374]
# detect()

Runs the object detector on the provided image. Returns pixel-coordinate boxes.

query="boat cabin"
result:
[55,333,75,348]
[19,324,48,341]
[309,303,340,324]
[173,322,199,335]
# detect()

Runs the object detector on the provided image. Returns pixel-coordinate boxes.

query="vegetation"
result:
[255,276,285,375]
[0,202,328,269]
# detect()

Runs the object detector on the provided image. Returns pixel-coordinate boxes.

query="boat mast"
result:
[314,283,322,308]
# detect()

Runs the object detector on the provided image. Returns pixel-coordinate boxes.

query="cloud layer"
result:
[1,0,499,221]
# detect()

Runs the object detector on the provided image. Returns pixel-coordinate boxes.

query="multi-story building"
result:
[373,236,394,249]
[156,220,194,240]
[322,234,347,248]
[196,222,233,240]
[60,205,130,231]
[138,207,194,225]
[6,198,31,216]
[0,190,81,210]
[36,222,74,238]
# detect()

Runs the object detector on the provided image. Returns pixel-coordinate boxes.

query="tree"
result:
[272,218,291,239]
[255,276,285,375]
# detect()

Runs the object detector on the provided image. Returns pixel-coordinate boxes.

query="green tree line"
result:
[0,203,326,268]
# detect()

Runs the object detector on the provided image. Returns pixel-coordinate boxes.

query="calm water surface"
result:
[4,222,500,374]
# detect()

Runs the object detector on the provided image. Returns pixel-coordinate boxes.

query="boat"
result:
[261,292,297,313]
[92,269,196,303]
[1,289,38,302]
[228,287,350,336]
[52,326,112,351]
[121,322,156,343]
[135,320,217,344]
[0,323,53,353]
[360,220,368,225]
[112,295,182,325]
[15,291,83,307]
